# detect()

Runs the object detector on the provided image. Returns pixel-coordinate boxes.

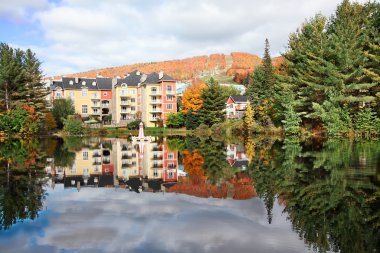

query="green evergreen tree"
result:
[185,109,199,130]
[0,43,26,110]
[198,78,226,126]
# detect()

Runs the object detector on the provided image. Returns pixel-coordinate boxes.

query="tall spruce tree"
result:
[0,43,25,110]
[198,78,226,126]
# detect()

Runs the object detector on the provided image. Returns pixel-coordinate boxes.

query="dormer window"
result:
[121,83,127,88]
[92,81,96,86]
[69,80,74,85]
[82,81,86,86]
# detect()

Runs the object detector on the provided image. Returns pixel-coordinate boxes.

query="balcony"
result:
[93,152,101,157]
[119,92,129,97]
[103,159,110,164]
[149,118,159,121]
[165,90,175,95]
[150,108,162,113]
[120,100,130,106]
[92,111,101,115]
[151,164,163,169]
[122,154,131,159]
[149,90,162,96]
[91,95,100,100]
[101,103,110,108]
[93,161,101,165]
[149,100,162,104]
[92,103,100,108]
[152,146,163,152]
[122,163,131,168]
[151,155,163,160]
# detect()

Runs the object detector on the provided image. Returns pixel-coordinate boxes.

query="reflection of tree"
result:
[0,139,47,230]
[199,138,231,184]
[274,140,380,253]
[53,138,75,167]
[248,137,278,224]
[182,149,205,182]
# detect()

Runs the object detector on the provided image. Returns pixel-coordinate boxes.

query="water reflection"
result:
[0,136,379,253]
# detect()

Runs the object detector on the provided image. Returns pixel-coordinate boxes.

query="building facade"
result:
[50,70,177,127]
[225,95,249,119]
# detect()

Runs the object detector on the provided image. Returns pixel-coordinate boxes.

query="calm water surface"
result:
[0,136,378,253]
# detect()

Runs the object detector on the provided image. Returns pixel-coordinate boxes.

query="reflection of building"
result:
[226,144,249,170]
[49,138,179,192]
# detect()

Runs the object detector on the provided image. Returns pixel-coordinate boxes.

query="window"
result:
[166,85,172,92]
[69,80,74,85]
[83,151,88,160]
[55,91,62,98]
[103,92,108,96]
[166,104,173,110]
[69,92,74,98]
[105,168,109,173]
[82,105,88,114]
[167,95,173,101]
[168,153,174,159]
[94,167,100,172]
[168,162,175,168]
[153,169,158,177]
[132,153,136,158]
[131,98,135,102]
[130,90,136,95]
[168,171,174,178]
[93,108,98,114]
[82,81,86,86]
[120,90,127,96]
[151,87,157,93]
[131,106,136,111]
[82,89,88,96]
[83,168,89,175]
[132,161,136,166]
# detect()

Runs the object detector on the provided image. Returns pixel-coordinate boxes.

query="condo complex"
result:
[49,70,177,127]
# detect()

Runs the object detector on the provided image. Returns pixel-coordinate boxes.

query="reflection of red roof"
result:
[102,164,114,174]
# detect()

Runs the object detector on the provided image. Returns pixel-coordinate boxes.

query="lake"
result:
[0,136,378,253]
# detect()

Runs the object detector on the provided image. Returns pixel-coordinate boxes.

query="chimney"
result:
[158,70,164,79]
[112,77,117,86]
[75,77,79,83]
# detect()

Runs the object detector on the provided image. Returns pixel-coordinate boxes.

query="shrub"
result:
[52,99,75,129]
[63,116,85,135]
[127,120,141,130]
[166,112,184,128]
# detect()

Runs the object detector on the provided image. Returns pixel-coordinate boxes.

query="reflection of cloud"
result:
[1,186,313,253]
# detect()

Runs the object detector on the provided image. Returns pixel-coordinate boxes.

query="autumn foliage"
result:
[52,52,283,84]
[181,80,207,114]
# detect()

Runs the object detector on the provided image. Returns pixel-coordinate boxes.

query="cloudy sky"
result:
[0,0,370,76]
[0,185,314,253]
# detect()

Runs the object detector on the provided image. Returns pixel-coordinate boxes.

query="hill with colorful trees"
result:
[54,52,283,84]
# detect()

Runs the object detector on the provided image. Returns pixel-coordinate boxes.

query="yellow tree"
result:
[182,80,207,114]
[243,104,255,131]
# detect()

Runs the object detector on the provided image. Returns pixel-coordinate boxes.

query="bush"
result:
[127,120,141,130]
[52,99,75,129]
[0,106,41,135]
[166,112,184,128]
[63,116,85,135]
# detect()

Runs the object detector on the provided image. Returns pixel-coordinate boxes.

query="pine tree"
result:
[19,49,48,112]
[185,109,199,130]
[198,78,226,126]
[0,43,26,110]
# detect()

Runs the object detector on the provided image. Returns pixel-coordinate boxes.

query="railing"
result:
[92,111,101,115]
[120,100,130,105]
[150,108,162,112]
[150,90,162,95]
[101,103,110,108]
[122,154,131,159]
[92,153,101,157]
[152,146,163,152]
[151,156,163,160]
[103,159,110,164]
[150,118,158,121]
[150,100,162,104]
[165,90,175,95]
[151,164,163,169]
[119,92,129,97]
[92,104,100,107]
[93,161,101,165]
[91,95,100,100]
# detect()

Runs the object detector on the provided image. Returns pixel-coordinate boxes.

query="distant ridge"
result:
[53,52,283,83]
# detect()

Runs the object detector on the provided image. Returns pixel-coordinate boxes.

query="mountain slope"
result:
[55,52,283,83]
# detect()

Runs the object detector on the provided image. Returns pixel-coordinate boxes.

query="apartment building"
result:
[50,70,177,127]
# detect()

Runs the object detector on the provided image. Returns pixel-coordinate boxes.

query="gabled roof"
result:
[96,77,112,90]
[230,95,248,103]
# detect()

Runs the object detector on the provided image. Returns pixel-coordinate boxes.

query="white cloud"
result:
[28,0,369,76]
[0,0,48,20]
